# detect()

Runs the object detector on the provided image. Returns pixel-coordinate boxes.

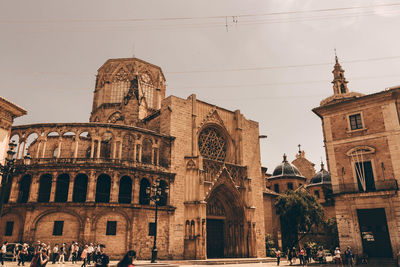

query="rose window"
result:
[198,127,227,161]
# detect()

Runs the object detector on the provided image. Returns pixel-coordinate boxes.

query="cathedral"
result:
[1,57,267,259]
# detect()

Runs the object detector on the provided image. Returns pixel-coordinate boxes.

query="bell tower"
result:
[90,58,166,126]
[331,51,349,96]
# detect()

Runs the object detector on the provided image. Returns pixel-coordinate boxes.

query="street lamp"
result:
[0,141,31,218]
[146,177,169,263]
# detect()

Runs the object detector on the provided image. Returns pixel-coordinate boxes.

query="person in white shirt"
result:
[334,247,343,267]
[58,244,66,264]
[1,242,8,267]
[87,243,94,265]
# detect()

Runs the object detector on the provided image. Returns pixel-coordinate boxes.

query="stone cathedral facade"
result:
[1,58,266,259]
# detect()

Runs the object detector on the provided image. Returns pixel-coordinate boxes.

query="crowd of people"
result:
[0,241,137,267]
[274,245,355,266]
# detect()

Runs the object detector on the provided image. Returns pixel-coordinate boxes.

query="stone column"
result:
[36,141,42,158]
[133,142,137,162]
[42,139,47,158]
[50,173,57,202]
[90,140,95,158]
[96,140,101,158]
[118,141,123,159]
[57,138,62,158]
[74,139,79,158]
[21,140,27,159]
[110,172,119,203]
[133,176,140,204]
[28,174,39,202]
[67,173,75,202]
[112,141,117,159]
[138,144,142,162]
[87,171,96,202]
[8,176,20,203]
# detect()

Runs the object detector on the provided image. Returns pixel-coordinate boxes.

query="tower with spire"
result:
[332,51,349,96]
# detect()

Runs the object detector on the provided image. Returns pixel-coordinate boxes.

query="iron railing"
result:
[332,179,398,194]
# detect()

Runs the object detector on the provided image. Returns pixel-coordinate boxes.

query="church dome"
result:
[272,154,302,177]
[309,162,331,185]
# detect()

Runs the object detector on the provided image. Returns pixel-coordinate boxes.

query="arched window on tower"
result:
[139,178,150,205]
[73,174,88,203]
[18,174,32,203]
[54,173,70,202]
[95,174,111,203]
[118,176,132,204]
[38,174,52,202]
[340,84,346,94]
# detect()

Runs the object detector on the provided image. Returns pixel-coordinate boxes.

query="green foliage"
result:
[265,234,277,257]
[322,217,339,251]
[275,190,325,250]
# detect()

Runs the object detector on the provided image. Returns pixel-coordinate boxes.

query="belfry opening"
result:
[206,181,247,258]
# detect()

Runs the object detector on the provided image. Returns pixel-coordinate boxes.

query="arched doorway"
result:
[206,182,247,258]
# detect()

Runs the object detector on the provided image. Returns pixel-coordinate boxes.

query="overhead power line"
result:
[0,2,399,24]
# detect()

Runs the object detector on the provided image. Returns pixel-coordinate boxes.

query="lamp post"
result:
[0,141,31,218]
[146,177,169,263]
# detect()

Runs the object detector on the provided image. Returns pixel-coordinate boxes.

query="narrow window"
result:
[53,221,64,236]
[5,221,14,236]
[287,182,293,190]
[274,184,280,193]
[349,114,363,130]
[106,221,117,235]
[314,190,320,199]
[340,83,346,94]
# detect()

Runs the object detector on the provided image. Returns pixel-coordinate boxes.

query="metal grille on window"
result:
[198,128,227,161]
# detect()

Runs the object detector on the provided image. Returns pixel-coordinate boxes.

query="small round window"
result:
[198,127,227,161]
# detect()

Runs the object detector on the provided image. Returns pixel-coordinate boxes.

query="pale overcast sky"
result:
[1,0,400,172]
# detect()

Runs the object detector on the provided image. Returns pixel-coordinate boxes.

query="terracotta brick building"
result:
[313,56,400,258]
[0,57,266,259]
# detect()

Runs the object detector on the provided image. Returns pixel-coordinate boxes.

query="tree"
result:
[275,189,325,250]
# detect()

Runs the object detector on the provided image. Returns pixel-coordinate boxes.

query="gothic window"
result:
[73,174,88,203]
[38,174,52,203]
[349,113,363,130]
[198,127,227,161]
[95,174,111,203]
[110,81,129,103]
[18,174,32,203]
[140,73,154,108]
[139,178,150,205]
[118,176,132,204]
[54,174,70,203]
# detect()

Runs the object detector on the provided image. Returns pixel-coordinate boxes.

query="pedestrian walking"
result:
[275,249,281,266]
[80,246,88,267]
[287,248,293,265]
[52,244,59,264]
[334,247,343,267]
[58,244,66,264]
[1,241,8,267]
[39,250,49,267]
[116,250,136,267]
[87,243,94,265]
[94,244,109,267]
[299,248,305,266]
[344,246,353,267]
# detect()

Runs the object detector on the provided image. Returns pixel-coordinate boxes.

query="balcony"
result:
[332,179,398,194]
[15,157,171,173]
